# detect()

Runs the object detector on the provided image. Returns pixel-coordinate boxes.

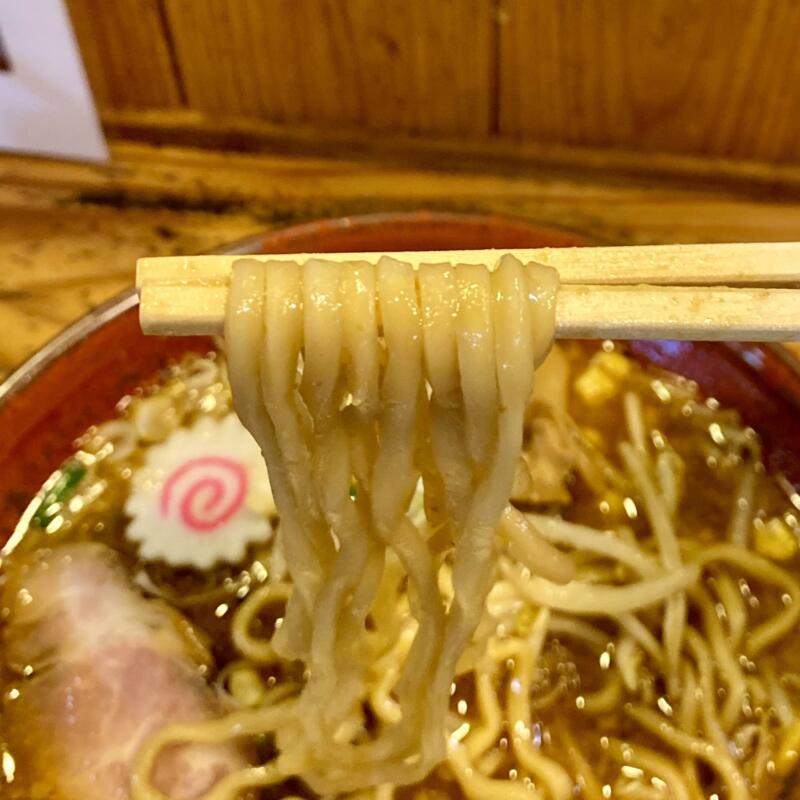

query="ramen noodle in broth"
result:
[1,256,800,800]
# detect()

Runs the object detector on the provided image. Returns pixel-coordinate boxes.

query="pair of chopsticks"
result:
[136,242,800,341]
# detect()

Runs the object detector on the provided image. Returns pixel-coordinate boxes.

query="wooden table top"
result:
[2,140,800,379]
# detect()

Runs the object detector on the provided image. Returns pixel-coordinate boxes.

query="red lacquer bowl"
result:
[2,211,800,538]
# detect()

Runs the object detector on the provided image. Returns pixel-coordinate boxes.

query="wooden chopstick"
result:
[136,243,800,341]
[138,243,800,287]
[556,285,798,340]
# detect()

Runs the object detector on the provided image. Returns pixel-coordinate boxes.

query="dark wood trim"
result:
[101,107,800,197]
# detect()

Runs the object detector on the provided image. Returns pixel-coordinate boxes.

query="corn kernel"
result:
[595,351,632,379]
[754,517,798,561]
[574,352,633,406]
[575,366,617,406]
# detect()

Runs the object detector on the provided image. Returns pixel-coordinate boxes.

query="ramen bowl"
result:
[3,211,800,800]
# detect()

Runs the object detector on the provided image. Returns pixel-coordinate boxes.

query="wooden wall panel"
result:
[65,0,183,109]
[498,0,800,163]
[162,0,492,136]
[64,0,800,168]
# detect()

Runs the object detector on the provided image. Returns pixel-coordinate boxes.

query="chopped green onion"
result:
[32,461,87,529]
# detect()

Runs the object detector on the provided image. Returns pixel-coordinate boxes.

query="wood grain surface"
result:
[65,0,184,109]
[498,0,800,162]
[61,0,800,166]
[3,141,800,378]
[163,0,491,136]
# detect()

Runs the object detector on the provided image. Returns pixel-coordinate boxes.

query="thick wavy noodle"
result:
[132,254,558,797]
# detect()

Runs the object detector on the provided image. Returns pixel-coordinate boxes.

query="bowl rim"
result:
[0,288,139,407]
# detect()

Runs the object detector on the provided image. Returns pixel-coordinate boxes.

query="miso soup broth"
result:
[2,343,800,800]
